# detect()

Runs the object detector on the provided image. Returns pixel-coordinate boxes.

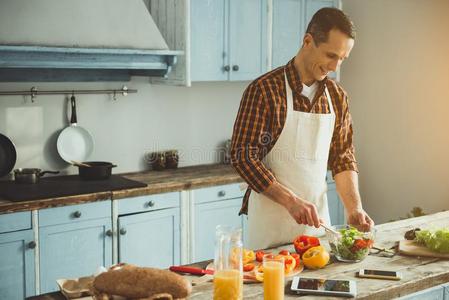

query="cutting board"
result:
[398,240,449,258]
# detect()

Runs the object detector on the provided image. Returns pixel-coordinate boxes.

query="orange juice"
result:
[213,269,243,300]
[263,260,285,300]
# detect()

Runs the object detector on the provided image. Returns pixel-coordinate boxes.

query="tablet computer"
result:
[290,277,356,298]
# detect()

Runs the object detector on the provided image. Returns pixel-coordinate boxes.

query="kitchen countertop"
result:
[27,211,449,300]
[0,164,243,214]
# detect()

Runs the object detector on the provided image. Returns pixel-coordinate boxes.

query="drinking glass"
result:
[263,254,285,300]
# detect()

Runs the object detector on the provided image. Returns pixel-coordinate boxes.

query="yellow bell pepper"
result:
[302,246,330,269]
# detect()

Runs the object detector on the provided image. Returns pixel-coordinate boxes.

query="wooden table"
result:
[28,211,449,300]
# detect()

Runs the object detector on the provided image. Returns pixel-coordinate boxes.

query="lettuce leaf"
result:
[415,228,449,253]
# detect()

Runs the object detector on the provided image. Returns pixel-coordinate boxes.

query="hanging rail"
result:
[0,86,137,102]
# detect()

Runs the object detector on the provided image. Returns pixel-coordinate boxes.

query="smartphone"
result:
[358,269,401,280]
[290,277,357,298]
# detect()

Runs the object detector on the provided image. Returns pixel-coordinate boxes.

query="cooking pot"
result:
[77,161,117,180]
[14,168,60,184]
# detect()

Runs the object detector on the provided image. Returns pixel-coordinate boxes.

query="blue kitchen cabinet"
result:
[0,211,35,300]
[39,201,112,293]
[397,285,445,300]
[117,192,181,269]
[327,171,345,225]
[190,0,267,82]
[193,183,246,262]
[272,0,339,69]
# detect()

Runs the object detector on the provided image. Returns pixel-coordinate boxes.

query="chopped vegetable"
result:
[302,246,330,269]
[278,249,291,256]
[293,235,320,256]
[415,228,449,253]
[243,263,255,272]
[329,226,374,262]
[242,249,256,264]
[255,250,266,262]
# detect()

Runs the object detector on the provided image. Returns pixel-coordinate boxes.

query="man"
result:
[230,7,374,249]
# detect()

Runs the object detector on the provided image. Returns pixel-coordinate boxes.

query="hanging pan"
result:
[0,133,17,177]
[57,95,94,163]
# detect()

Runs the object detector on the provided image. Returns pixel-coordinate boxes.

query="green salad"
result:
[415,228,449,253]
[330,226,374,261]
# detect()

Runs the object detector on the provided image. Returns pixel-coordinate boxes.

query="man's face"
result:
[303,28,354,81]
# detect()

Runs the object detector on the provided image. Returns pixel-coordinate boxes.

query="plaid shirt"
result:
[231,58,358,215]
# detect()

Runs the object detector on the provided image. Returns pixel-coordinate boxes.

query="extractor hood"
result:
[0,0,182,82]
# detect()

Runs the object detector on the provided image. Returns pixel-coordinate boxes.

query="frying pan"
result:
[0,133,16,177]
[57,95,94,163]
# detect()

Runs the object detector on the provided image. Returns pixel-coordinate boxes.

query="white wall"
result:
[341,0,449,223]
[0,80,246,176]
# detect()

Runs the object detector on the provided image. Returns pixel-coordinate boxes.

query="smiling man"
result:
[231,7,374,249]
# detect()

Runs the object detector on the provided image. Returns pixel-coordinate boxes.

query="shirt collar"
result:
[285,57,327,97]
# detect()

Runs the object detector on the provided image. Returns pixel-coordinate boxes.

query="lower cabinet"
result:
[118,207,180,268]
[0,228,35,299]
[397,284,445,300]
[327,171,345,225]
[39,201,112,293]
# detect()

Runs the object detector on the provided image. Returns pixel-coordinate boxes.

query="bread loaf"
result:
[92,264,191,300]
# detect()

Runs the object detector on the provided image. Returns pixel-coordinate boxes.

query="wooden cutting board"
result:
[398,240,449,258]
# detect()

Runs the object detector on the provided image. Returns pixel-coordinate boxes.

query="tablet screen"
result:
[296,278,350,292]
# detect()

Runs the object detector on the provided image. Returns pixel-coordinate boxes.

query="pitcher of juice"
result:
[213,225,243,300]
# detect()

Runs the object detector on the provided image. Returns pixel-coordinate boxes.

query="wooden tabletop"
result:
[0,164,243,214]
[28,211,449,300]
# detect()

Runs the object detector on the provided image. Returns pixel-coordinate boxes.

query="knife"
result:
[169,266,214,276]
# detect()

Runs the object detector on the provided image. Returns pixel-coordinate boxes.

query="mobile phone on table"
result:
[358,269,401,280]
[290,277,356,298]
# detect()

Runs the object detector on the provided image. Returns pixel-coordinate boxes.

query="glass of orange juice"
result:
[263,254,285,300]
[213,225,243,300]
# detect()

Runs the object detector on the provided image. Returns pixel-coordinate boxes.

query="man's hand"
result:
[285,197,323,228]
[346,208,374,232]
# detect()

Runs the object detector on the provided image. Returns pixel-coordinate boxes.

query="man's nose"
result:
[328,59,339,72]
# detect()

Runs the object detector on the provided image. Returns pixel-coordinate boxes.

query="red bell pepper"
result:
[293,235,320,256]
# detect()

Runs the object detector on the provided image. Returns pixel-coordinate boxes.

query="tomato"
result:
[278,249,290,256]
[255,251,265,262]
[302,246,330,269]
[293,235,320,256]
[243,263,255,272]
[291,253,300,267]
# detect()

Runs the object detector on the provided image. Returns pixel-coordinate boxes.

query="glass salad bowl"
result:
[327,225,376,262]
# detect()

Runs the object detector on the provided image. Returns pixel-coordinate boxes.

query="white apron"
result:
[247,72,336,250]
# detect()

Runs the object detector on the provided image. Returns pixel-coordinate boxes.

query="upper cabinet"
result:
[272,0,340,70]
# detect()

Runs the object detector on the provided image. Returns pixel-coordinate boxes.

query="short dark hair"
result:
[306,7,355,46]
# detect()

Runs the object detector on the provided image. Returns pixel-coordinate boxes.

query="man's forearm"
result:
[262,181,297,209]
[334,170,363,212]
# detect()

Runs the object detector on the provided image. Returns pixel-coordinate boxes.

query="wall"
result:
[0,80,246,176]
[341,0,449,223]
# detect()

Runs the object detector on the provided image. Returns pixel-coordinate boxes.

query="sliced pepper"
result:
[293,235,321,256]
[242,249,256,264]
[255,250,266,262]
[291,253,301,267]
[302,245,329,269]
[243,263,255,272]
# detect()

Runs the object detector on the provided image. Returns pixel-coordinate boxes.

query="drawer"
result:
[193,183,246,204]
[0,211,32,234]
[118,192,180,215]
[39,201,111,227]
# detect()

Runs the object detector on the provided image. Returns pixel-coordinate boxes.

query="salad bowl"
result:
[327,225,376,262]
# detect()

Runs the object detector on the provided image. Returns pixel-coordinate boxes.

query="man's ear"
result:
[302,33,314,49]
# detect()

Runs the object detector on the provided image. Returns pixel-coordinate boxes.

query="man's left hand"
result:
[346,208,374,232]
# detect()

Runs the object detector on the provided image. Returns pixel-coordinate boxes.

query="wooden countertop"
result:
[27,211,449,300]
[0,164,243,214]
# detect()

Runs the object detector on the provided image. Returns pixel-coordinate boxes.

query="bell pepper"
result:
[243,263,255,272]
[293,235,321,256]
[255,250,266,262]
[291,253,301,267]
[278,249,291,256]
[242,249,256,264]
[302,245,330,269]
[282,254,297,274]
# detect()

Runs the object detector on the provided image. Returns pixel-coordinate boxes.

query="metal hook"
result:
[30,86,37,103]
[113,90,117,101]
[122,86,128,97]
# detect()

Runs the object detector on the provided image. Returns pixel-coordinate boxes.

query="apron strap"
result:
[284,71,294,112]
[324,84,335,115]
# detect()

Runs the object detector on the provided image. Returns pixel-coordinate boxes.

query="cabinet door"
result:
[191,0,228,81]
[397,285,444,300]
[272,0,304,69]
[118,208,180,269]
[39,218,112,293]
[229,0,267,81]
[194,198,244,262]
[0,229,35,299]
[327,181,344,225]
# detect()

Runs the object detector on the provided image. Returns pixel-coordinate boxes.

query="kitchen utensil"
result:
[169,266,256,281]
[57,95,94,164]
[398,240,449,259]
[320,222,341,237]
[0,133,17,177]
[77,161,117,180]
[14,168,60,184]
[71,160,92,168]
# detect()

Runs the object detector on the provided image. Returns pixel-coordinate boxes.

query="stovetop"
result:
[0,175,147,202]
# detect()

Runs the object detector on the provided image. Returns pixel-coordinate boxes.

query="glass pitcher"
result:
[213,225,243,300]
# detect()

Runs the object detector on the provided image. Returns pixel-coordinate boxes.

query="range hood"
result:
[0,0,181,81]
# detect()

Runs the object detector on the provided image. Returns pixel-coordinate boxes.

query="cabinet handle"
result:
[223,65,230,72]
[73,211,82,218]
[232,65,239,71]
[28,241,36,249]
[218,190,226,197]
[105,230,113,237]
[147,201,155,208]
[119,228,127,235]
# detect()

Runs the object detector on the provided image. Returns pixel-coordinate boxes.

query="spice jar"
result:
[165,150,179,169]
[151,152,166,171]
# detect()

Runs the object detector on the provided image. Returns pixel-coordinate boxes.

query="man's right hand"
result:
[263,181,321,228]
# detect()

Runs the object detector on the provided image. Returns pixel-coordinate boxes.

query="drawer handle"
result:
[147,201,155,208]
[73,211,82,218]
[223,65,230,72]
[28,241,36,249]
[218,190,226,197]
[232,65,239,71]
[119,228,127,235]
[105,230,113,237]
